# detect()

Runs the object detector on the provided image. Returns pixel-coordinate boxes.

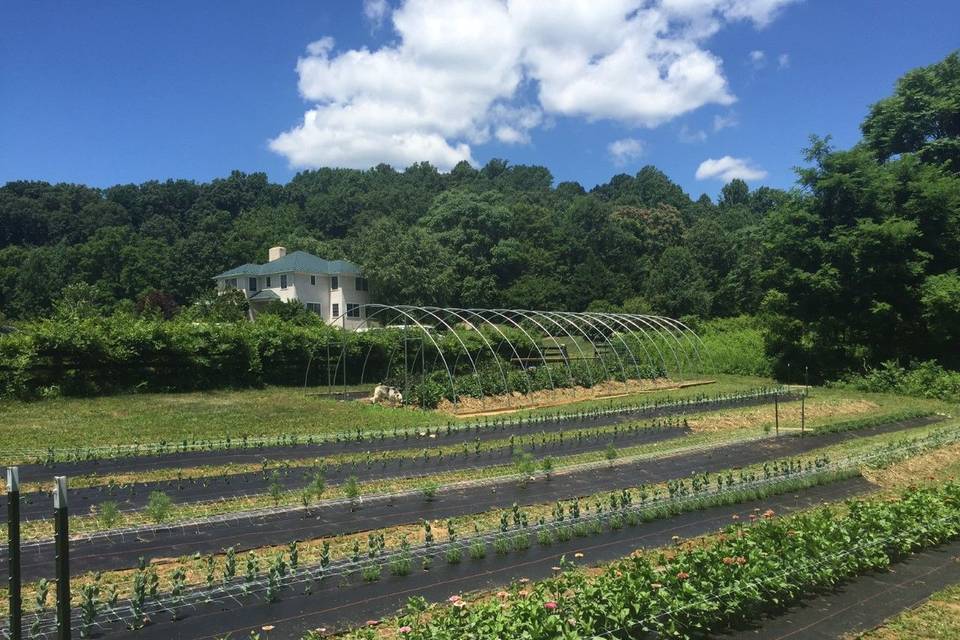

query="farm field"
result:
[1,376,958,640]
[0,375,770,460]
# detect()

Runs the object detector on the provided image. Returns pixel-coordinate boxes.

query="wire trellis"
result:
[9,424,960,639]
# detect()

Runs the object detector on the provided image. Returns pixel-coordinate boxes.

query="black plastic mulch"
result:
[716,537,960,639]
[85,477,875,640]
[15,391,794,478]
[3,416,941,582]
[1,424,690,522]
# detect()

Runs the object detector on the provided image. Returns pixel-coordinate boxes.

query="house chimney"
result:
[268,246,286,262]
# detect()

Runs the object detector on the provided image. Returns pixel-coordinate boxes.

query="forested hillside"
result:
[1,52,957,382]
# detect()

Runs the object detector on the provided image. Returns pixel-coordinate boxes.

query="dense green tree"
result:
[862,51,960,169]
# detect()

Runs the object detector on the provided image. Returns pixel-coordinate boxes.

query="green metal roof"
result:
[248,289,280,302]
[213,251,362,279]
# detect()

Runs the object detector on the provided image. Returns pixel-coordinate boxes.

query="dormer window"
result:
[331,276,339,290]
[310,275,316,286]
[280,274,288,289]
[248,277,257,292]
[266,276,271,287]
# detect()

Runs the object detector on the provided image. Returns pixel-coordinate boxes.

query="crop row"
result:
[346,481,960,640]
[20,425,960,638]
[21,453,841,638]
[15,387,788,466]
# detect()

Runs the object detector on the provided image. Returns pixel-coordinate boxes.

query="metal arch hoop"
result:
[647,314,697,374]
[472,308,557,392]
[618,313,680,379]
[628,314,689,378]
[351,304,461,407]
[578,311,643,380]
[421,306,510,399]
[397,305,485,407]
[656,314,710,374]
[593,311,653,379]
[304,305,708,409]
[643,314,698,377]
[447,307,535,397]
[496,309,573,389]
[554,311,631,390]
[534,310,612,385]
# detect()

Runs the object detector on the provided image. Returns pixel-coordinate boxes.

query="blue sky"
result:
[1,1,957,199]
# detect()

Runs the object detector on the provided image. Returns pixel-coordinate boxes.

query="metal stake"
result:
[801,393,806,437]
[7,467,21,640]
[54,476,70,640]
[774,395,779,437]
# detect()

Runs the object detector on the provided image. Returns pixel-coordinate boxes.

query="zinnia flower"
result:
[676,571,690,581]
[399,626,412,634]
[448,595,462,603]
[544,601,558,610]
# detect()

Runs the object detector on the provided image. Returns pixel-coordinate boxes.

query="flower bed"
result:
[366,482,960,639]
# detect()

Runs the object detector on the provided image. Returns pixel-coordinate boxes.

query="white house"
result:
[213,246,370,328]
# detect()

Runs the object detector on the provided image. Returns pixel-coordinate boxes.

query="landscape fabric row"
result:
[77,478,875,640]
[16,388,793,476]
[3,415,941,581]
[3,422,691,521]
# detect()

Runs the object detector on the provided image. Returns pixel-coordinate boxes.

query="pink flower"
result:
[544,601,558,611]
[496,591,510,599]
[676,571,690,581]
[399,626,412,634]
[448,595,461,603]
[366,620,380,626]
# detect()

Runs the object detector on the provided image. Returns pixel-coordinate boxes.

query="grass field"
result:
[0,375,778,460]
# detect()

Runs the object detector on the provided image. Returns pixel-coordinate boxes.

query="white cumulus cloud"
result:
[713,112,738,131]
[271,0,798,171]
[608,138,645,165]
[363,0,390,27]
[778,52,790,68]
[678,125,708,143]
[695,155,767,182]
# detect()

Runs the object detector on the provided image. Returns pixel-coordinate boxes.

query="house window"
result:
[306,303,322,315]
[280,274,287,289]
[331,276,339,290]
[266,276,271,287]
[310,275,316,286]
[226,278,237,289]
[347,303,361,318]
[332,303,340,317]
[355,277,369,291]
[248,277,257,292]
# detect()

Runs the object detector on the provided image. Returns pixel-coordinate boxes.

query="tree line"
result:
[1,52,957,382]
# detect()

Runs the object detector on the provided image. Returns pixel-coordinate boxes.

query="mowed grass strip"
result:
[0,375,775,463]
[853,582,960,640]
